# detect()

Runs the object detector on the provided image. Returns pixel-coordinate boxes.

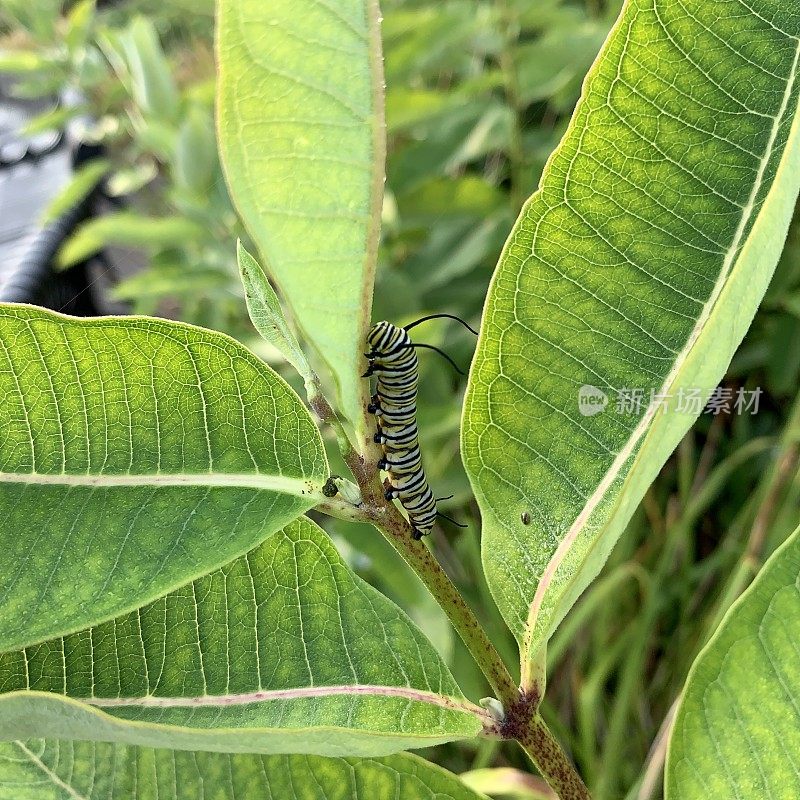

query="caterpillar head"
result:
[367,320,392,347]
[366,320,408,357]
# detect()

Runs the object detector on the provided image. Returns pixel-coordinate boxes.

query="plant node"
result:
[499,686,541,741]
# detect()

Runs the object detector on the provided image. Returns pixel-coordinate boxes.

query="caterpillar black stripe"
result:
[364,315,477,540]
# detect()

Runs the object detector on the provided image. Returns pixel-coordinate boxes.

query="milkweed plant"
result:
[1,1,800,799]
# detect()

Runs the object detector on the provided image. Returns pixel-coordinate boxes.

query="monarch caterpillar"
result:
[363,314,477,539]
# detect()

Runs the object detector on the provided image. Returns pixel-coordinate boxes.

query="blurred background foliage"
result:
[2,1,799,798]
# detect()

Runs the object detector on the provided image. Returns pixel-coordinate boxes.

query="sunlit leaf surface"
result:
[217,0,385,437]
[0,743,485,799]
[0,518,483,755]
[462,1,800,674]
[666,523,800,799]
[0,305,327,652]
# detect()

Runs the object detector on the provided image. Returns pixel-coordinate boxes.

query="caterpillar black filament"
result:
[364,321,437,539]
[363,315,478,540]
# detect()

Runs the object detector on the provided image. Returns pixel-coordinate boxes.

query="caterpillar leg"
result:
[383,477,398,501]
[411,528,424,541]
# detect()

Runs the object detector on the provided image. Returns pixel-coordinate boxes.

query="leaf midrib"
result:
[0,471,321,497]
[78,684,490,722]
[522,28,800,672]
[1,689,486,743]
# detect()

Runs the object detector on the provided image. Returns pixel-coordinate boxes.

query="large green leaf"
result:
[217,0,385,438]
[666,523,800,799]
[462,1,800,672]
[0,742,486,800]
[0,305,327,653]
[0,518,484,755]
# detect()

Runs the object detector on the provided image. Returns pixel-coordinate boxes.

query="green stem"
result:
[310,368,521,707]
[315,496,369,524]
[315,392,518,709]
[517,715,592,800]
[308,380,361,465]
[370,500,520,707]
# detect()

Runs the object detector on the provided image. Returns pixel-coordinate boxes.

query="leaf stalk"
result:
[366,491,520,707]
